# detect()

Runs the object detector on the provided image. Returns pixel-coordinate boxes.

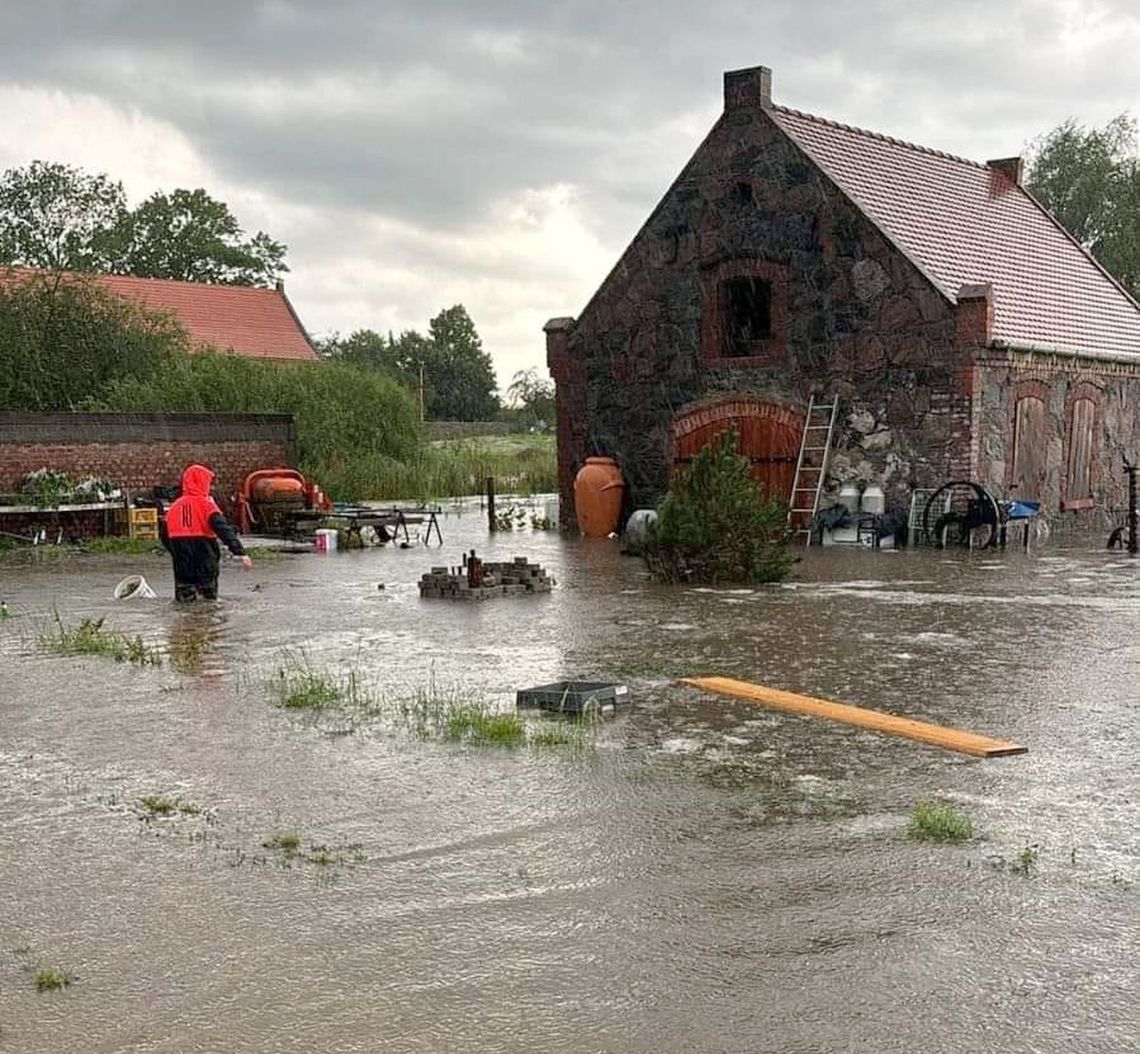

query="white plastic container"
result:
[837,483,860,515]
[314,528,338,554]
[861,485,885,515]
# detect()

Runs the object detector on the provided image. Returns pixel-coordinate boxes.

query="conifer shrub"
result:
[642,429,792,584]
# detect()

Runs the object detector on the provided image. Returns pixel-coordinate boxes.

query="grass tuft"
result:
[445,705,527,747]
[40,614,161,665]
[273,659,343,710]
[263,830,302,853]
[139,795,202,817]
[907,801,974,843]
[1012,844,1040,876]
[34,968,74,992]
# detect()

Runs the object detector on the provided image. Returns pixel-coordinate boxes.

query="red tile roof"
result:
[769,106,1140,361]
[2,268,318,361]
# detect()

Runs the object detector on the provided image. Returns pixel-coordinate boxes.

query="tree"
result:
[0,161,126,271]
[0,272,186,411]
[425,305,500,420]
[1026,114,1140,298]
[505,367,555,430]
[642,429,791,584]
[321,305,500,421]
[108,188,288,286]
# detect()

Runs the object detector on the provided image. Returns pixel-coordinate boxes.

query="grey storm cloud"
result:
[3,0,1137,237]
[0,0,1137,378]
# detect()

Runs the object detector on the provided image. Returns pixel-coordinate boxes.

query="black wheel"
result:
[922,481,1003,549]
[1107,526,1130,550]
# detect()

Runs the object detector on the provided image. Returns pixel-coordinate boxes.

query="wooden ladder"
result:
[787,395,839,546]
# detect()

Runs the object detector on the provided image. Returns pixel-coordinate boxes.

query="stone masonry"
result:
[546,66,1140,529]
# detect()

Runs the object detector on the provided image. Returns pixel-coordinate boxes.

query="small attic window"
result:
[723,277,772,355]
[731,181,754,205]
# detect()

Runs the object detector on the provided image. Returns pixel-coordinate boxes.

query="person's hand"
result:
[240,555,253,571]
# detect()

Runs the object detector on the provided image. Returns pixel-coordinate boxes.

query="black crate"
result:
[515,680,629,714]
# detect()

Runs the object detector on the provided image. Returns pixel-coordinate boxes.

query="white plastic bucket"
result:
[314,528,338,554]
[113,574,157,600]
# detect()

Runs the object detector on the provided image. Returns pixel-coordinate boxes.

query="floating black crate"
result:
[515,680,630,714]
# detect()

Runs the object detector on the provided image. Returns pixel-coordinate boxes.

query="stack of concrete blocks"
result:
[418,556,555,601]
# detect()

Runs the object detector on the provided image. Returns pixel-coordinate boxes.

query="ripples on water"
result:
[0,518,1136,1053]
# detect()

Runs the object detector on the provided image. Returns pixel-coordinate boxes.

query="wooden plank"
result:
[679,676,1027,758]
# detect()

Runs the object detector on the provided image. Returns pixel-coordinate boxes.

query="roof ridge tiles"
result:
[771,104,988,170]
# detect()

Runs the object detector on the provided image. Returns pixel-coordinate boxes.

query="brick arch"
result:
[670,396,804,504]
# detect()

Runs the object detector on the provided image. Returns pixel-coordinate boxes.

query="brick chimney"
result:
[724,65,772,112]
[955,283,995,345]
[986,157,1023,185]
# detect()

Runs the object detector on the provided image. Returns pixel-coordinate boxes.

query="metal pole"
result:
[1128,460,1138,556]
[487,477,496,533]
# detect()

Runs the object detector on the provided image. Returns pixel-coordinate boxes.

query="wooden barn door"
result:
[673,402,802,504]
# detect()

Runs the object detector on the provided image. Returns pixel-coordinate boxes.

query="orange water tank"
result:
[574,457,625,538]
[251,475,305,503]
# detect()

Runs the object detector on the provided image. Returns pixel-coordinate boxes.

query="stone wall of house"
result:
[548,73,980,529]
[974,352,1140,521]
[0,412,296,518]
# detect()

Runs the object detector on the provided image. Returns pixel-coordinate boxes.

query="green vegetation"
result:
[1012,844,1040,877]
[263,830,301,853]
[168,629,209,674]
[0,160,286,285]
[340,434,557,502]
[138,795,202,818]
[273,663,343,711]
[94,349,423,502]
[261,830,361,868]
[321,305,499,421]
[445,706,527,747]
[40,614,160,665]
[34,968,74,992]
[907,801,974,843]
[0,274,186,412]
[1027,114,1139,297]
[643,429,792,585]
[80,536,164,555]
[268,654,597,750]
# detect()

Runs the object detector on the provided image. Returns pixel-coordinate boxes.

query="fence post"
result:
[487,477,496,533]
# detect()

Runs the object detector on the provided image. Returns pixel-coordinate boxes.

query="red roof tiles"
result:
[769,106,1140,361]
[2,269,318,361]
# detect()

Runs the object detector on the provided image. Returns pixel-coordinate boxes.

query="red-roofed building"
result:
[3,268,318,362]
[546,66,1140,531]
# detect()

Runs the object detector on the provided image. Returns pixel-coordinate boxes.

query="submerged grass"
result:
[907,801,974,843]
[316,433,557,502]
[34,968,74,992]
[40,614,161,666]
[445,706,527,746]
[269,651,599,751]
[138,795,202,818]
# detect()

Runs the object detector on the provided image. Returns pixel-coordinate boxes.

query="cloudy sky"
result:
[0,0,1137,390]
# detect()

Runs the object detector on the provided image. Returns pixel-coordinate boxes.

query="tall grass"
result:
[40,614,161,665]
[93,349,424,501]
[317,435,558,502]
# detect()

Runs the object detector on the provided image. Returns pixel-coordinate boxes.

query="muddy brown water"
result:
[1,507,1137,1053]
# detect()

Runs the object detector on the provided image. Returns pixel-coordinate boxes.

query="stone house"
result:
[545,65,1140,530]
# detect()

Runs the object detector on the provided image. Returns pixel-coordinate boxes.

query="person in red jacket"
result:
[159,463,252,601]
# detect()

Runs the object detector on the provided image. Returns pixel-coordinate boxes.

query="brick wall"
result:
[975,352,1140,517]
[547,83,972,527]
[0,412,296,516]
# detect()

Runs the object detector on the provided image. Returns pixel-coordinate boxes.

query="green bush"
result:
[643,429,791,584]
[94,350,423,500]
[0,270,186,410]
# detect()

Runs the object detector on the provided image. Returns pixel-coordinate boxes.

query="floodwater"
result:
[1,504,1137,1054]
